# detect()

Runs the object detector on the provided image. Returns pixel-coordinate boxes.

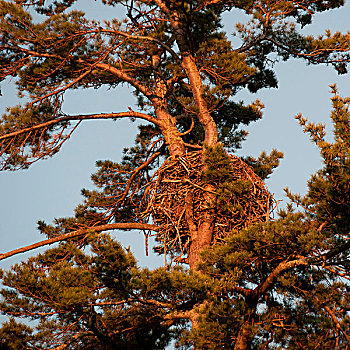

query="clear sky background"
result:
[1,1,350,271]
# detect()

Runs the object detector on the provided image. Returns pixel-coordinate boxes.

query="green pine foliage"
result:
[0,318,35,350]
[1,0,350,168]
[243,149,284,180]
[0,234,207,349]
[1,0,350,349]
[203,143,254,215]
[1,92,350,348]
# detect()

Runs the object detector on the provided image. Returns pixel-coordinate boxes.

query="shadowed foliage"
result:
[0,0,350,349]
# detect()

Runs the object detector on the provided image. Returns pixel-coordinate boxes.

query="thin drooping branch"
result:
[266,37,350,64]
[0,223,159,262]
[0,110,161,141]
[30,68,93,106]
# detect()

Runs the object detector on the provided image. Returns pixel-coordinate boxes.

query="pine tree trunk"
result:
[170,11,218,147]
[188,187,216,269]
[234,323,253,350]
[155,108,186,157]
[172,20,219,269]
[234,299,257,350]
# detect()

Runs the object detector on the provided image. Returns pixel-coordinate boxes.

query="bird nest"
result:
[142,150,273,262]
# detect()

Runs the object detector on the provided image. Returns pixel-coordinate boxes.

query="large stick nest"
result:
[142,150,274,262]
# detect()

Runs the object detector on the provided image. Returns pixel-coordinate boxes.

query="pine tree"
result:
[0,1,350,349]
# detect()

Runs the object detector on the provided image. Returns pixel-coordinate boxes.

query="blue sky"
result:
[0,1,350,270]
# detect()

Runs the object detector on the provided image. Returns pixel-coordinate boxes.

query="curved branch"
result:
[0,111,161,141]
[30,68,92,106]
[179,116,194,136]
[256,256,308,295]
[255,239,350,296]
[154,0,218,146]
[0,222,159,262]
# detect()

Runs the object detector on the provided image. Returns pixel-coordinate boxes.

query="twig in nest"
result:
[141,151,275,263]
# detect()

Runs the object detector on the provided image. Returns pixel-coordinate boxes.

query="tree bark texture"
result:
[187,187,216,269]
[168,9,219,147]
[234,303,257,350]
[170,15,219,268]
[156,108,186,156]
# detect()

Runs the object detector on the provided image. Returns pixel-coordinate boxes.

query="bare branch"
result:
[253,237,350,296]
[0,223,159,262]
[51,331,95,350]
[266,37,350,64]
[183,142,202,149]
[324,305,350,343]
[0,111,161,141]
[179,117,194,136]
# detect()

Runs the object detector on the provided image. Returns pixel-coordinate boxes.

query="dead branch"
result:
[108,151,162,220]
[0,111,160,141]
[0,223,159,262]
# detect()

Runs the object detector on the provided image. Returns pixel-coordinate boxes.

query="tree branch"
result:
[256,256,308,295]
[103,30,181,63]
[266,37,350,64]
[324,305,350,344]
[51,331,95,350]
[323,240,350,261]
[255,240,350,296]
[93,62,154,100]
[154,0,219,146]
[0,111,161,141]
[0,223,159,262]
[109,151,161,219]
